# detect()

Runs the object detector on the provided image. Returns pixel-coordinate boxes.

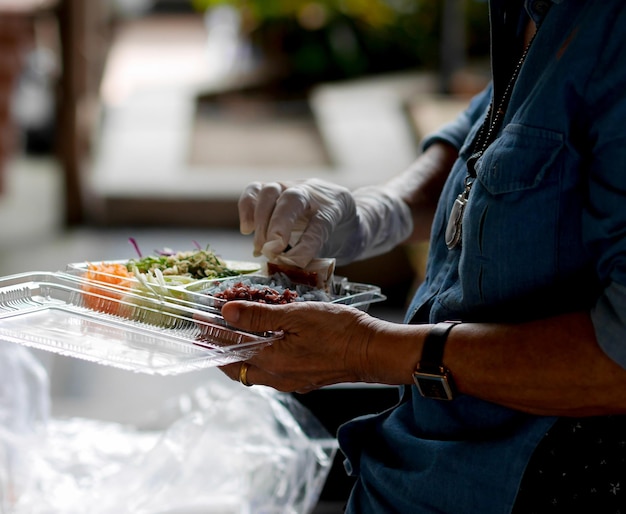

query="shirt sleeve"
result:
[583,9,626,370]
[421,84,493,152]
[591,282,626,369]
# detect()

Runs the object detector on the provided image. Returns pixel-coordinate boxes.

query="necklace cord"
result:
[466,24,540,178]
[444,16,542,251]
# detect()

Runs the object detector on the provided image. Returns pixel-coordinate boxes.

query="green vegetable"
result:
[126,247,239,280]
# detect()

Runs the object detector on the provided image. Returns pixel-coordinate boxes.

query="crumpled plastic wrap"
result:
[0,341,50,514]
[0,342,337,514]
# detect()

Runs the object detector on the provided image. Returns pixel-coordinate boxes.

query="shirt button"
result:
[531,0,551,16]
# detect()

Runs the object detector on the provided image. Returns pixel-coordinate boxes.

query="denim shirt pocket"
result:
[438,123,568,320]
[475,124,564,195]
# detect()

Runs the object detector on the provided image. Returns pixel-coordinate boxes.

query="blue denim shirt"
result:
[339,0,626,512]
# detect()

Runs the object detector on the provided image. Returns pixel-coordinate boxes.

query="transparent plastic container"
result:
[184,273,387,312]
[0,272,281,375]
[64,261,386,313]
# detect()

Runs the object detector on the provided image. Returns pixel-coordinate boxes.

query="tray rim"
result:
[63,260,387,311]
[0,272,281,375]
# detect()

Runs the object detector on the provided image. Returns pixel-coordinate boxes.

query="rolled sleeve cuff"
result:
[591,281,626,370]
[421,86,492,153]
[421,117,471,153]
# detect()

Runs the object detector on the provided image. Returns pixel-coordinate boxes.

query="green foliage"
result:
[192,0,399,27]
[192,0,490,83]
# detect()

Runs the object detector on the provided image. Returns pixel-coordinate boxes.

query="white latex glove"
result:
[238,178,413,268]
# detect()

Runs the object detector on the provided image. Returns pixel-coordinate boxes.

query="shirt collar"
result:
[525,0,563,25]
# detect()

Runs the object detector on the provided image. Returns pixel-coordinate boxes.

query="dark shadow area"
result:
[295,385,401,504]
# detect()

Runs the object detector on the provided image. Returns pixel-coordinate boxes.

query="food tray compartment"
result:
[63,260,259,313]
[182,274,387,312]
[64,261,386,312]
[0,273,281,375]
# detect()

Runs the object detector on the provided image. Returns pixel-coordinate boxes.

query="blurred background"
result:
[0,0,491,303]
[0,0,490,510]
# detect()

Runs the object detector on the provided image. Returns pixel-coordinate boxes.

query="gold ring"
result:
[239,362,252,387]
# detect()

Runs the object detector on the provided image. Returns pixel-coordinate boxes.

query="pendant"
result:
[445,192,467,250]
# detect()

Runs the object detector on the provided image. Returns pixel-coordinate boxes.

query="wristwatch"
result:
[413,321,461,400]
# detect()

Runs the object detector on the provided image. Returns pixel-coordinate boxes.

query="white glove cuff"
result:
[323,186,413,265]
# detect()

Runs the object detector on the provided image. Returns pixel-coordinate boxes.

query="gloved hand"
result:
[238,178,413,268]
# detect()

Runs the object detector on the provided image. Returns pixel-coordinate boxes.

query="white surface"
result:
[0,157,62,244]
[91,14,436,202]
[90,74,430,199]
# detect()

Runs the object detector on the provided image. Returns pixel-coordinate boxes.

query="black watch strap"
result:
[418,321,460,372]
[413,320,461,400]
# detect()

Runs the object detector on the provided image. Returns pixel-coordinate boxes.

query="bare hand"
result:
[219,300,385,393]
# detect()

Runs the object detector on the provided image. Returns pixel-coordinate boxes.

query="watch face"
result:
[413,372,455,400]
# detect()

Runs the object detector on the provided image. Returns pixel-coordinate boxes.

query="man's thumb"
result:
[221,300,278,333]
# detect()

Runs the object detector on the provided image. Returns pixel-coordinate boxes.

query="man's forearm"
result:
[444,313,626,416]
[365,311,626,417]
[384,141,459,243]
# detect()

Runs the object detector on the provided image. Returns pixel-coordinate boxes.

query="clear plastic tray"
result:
[183,274,387,312]
[64,261,386,313]
[0,272,282,375]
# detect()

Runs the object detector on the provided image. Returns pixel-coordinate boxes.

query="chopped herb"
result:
[126,246,239,280]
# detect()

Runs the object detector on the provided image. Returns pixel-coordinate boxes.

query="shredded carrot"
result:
[82,262,134,314]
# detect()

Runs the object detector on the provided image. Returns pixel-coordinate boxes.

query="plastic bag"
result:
[0,341,50,514]
[1,362,336,514]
